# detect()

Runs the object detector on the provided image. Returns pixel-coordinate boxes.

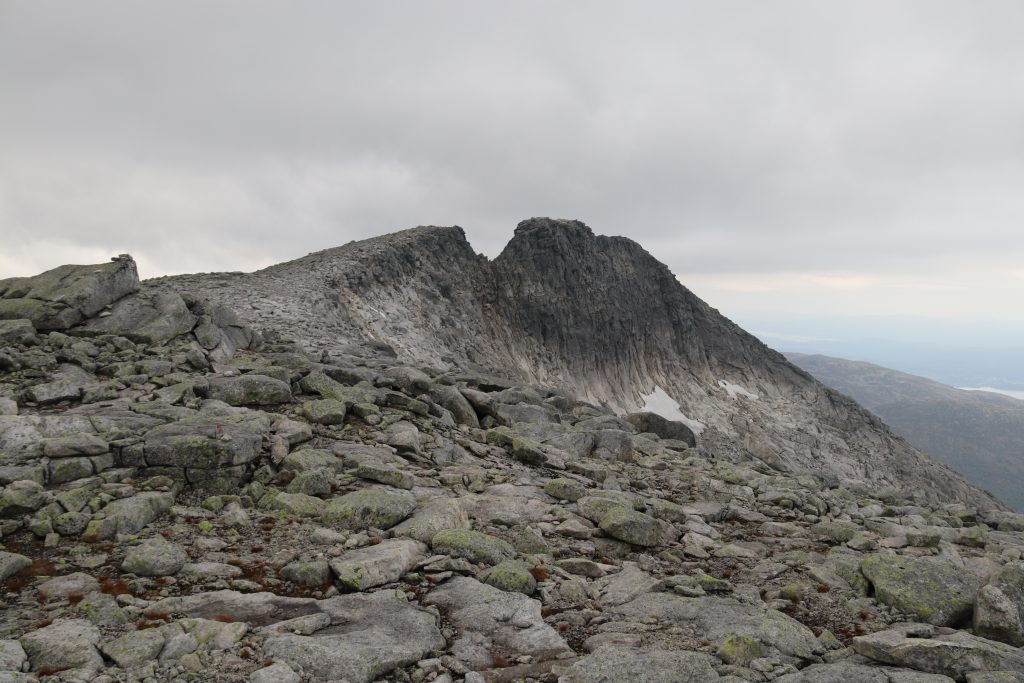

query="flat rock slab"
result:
[38,572,99,599]
[263,591,444,683]
[207,374,292,406]
[559,646,720,682]
[423,576,571,668]
[861,555,985,626]
[321,488,416,530]
[149,590,320,627]
[598,563,660,606]
[0,414,98,452]
[19,618,103,673]
[775,661,955,682]
[38,432,108,457]
[329,538,426,591]
[179,562,243,579]
[431,528,515,566]
[281,448,346,474]
[121,537,187,576]
[611,593,820,660]
[463,493,553,525]
[854,624,1024,682]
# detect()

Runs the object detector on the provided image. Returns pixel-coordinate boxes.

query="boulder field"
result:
[0,251,1022,682]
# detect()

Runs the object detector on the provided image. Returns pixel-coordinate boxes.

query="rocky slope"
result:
[0,241,1022,682]
[149,218,997,510]
[788,352,1024,512]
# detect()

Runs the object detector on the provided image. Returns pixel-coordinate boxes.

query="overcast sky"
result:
[2,1,1022,324]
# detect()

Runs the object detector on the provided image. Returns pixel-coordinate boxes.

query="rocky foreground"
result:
[0,255,1023,682]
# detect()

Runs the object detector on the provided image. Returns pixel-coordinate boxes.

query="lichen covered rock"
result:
[860,555,984,626]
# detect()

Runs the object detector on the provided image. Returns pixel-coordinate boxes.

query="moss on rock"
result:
[479,560,537,594]
[860,555,984,626]
[431,528,515,565]
[322,489,416,530]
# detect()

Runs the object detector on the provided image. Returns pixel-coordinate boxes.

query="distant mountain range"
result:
[788,352,1024,511]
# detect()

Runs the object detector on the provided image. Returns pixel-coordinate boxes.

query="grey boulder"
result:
[263,590,444,683]
[560,646,720,682]
[121,537,188,576]
[975,562,1024,646]
[422,576,571,668]
[854,624,1024,682]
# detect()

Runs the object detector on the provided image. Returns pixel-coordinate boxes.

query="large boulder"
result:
[83,491,174,540]
[263,591,444,683]
[0,480,44,517]
[853,623,1024,681]
[143,419,263,469]
[76,290,196,342]
[599,506,674,547]
[121,536,188,577]
[861,555,985,626]
[0,319,40,346]
[23,364,97,405]
[0,255,139,330]
[321,489,416,531]
[0,551,31,580]
[206,374,292,406]
[100,629,167,670]
[431,385,480,427]
[328,539,426,591]
[975,562,1024,646]
[422,576,571,668]
[431,528,515,565]
[611,593,820,661]
[391,497,470,543]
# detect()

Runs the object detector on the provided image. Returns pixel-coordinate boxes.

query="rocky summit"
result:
[0,220,1019,683]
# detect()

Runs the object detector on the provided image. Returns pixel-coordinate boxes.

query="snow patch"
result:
[719,379,758,400]
[639,385,706,435]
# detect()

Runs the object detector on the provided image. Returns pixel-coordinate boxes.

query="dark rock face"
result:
[145,218,999,510]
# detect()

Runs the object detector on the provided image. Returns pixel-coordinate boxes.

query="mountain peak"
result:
[513,217,594,238]
[141,219,999,510]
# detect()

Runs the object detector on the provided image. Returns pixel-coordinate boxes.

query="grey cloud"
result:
[1,0,1023,313]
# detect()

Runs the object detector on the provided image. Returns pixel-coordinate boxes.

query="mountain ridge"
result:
[148,218,1001,510]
